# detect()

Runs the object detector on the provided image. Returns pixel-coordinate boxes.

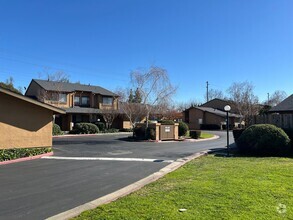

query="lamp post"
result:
[224,105,231,157]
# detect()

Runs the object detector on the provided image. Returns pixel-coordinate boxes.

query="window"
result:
[102,97,113,105]
[74,96,80,106]
[48,93,67,103]
[59,94,67,103]
[81,96,90,106]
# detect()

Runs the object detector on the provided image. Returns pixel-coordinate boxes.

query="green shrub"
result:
[95,122,106,131]
[233,129,245,142]
[134,126,146,139]
[147,127,156,140]
[52,124,63,136]
[0,147,52,162]
[158,120,175,125]
[178,121,189,136]
[190,130,201,139]
[120,128,133,132]
[283,128,293,147]
[104,128,119,133]
[200,124,221,130]
[73,123,99,134]
[237,124,291,156]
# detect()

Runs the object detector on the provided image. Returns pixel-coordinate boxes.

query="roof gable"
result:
[269,94,293,112]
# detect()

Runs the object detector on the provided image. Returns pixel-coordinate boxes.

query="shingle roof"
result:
[269,94,293,113]
[63,107,120,114]
[32,79,118,97]
[62,107,103,114]
[193,106,242,118]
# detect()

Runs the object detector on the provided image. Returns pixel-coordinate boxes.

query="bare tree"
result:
[102,108,119,129]
[227,81,260,126]
[37,70,70,106]
[175,99,201,112]
[268,90,287,106]
[38,69,70,83]
[116,88,147,129]
[0,77,22,94]
[207,89,225,100]
[130,66,177,128]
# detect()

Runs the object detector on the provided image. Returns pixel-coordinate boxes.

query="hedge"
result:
[158,120,175,125]
[232,129,245,142]
[147,127,156,140]
[95,122,106,131]
[52,124,63,136]
[178,121,189,136]
[133,126,146,139]
[190,130,201,139]
[237,124,291,156]
[0,147,52,162]
[72,123,99,134]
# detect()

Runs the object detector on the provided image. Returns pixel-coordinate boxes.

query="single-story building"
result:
[184,106,242,130]
[269,94,293,114]
[0,87,65,149]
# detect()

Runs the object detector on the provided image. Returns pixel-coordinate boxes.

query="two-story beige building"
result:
[25,79,120,131]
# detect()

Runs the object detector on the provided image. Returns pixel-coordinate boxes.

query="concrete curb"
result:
[46,150,211,220]
[182,135,219,142]
[53,132,132,138]
[0,152,54,166]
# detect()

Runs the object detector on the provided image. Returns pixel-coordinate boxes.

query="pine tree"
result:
[134,88,142,103]
[128,89,134,103]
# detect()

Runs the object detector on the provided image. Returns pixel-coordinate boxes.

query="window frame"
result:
[102,97,113,106]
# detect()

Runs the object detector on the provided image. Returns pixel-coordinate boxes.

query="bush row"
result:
[0,147,52,162]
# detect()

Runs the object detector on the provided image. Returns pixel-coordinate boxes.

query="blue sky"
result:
[0,0,292,103]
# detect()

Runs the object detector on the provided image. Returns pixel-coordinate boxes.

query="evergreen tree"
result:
[128,89,134,103]
[134,88,142,103]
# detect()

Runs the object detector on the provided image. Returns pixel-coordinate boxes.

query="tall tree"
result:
[128,89,134,103]
[130,66,177,128]
[133,88,142,103]
[227,81,260,126]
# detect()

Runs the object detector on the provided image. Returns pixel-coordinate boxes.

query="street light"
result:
[224,105,231,157]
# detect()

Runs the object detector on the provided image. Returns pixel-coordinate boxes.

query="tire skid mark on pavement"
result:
[41,156,174,163]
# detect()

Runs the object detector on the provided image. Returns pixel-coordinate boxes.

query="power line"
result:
[0,56,128,82]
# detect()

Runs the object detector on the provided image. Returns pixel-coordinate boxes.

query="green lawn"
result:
[185,131,214,139]
[75,155,293,219]
[200,132,214,139]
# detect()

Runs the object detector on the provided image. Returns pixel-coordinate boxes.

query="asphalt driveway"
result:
[0,131,233,220]
[52,131,229,160]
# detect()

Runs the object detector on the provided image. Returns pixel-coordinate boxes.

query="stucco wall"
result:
[0,92,53,149]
